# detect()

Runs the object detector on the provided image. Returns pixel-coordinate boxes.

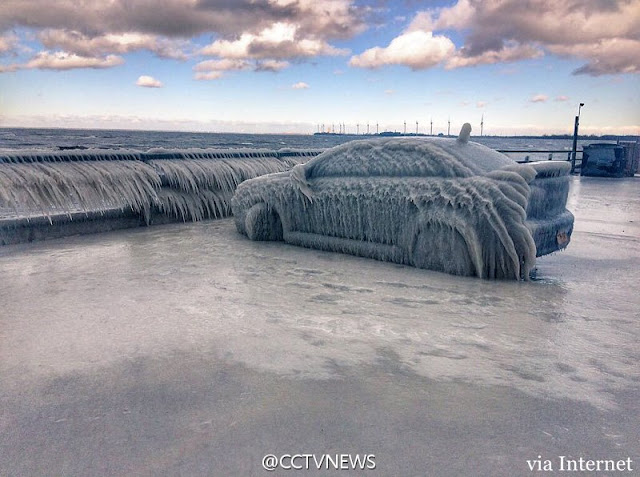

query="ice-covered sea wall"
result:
[0,148,321,223]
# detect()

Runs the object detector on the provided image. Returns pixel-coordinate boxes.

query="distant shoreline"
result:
[1,126,637,142]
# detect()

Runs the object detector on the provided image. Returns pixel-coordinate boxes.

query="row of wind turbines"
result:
[316,115,484,136]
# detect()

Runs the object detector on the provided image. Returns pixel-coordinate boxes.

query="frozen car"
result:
[231,124,574,279]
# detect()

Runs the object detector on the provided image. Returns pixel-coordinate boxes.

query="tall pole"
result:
[357,123,359,135]
[447,118,451,136]
[416,120,418,134]
[571,103,584,173]
[376,122,379,134]
[403,121,406,134]
[367,122,370,135]
[430,118,433,136]
[480,114,484,137]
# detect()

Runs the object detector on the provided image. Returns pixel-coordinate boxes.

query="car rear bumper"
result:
[526,210,574,257]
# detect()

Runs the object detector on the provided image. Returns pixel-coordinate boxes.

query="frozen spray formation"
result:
[233,124,574,279]
[0,148,319,222]
[0,160,160,221]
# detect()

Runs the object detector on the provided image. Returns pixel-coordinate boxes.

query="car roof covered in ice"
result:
[301,129,514,180]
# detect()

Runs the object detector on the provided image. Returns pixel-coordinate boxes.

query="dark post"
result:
[571,103,584,173]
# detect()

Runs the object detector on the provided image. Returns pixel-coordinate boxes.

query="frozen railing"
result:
[498,149,584,172]
[0,148,324,222]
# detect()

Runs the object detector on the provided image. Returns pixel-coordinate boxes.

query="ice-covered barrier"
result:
[147,151,296,221]
[0,148,322,242]
[0,161,160,221]
[233,125,575,280]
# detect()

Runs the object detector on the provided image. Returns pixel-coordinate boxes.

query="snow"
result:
[233,125,573,279]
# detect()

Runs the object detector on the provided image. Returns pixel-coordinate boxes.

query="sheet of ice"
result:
[1,177,637,410]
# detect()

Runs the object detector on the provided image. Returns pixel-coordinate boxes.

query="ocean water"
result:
[0,127,609,161]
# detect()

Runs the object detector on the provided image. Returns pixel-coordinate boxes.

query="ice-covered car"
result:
[231,124,574,279]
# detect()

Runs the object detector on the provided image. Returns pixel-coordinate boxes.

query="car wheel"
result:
[245,202,284,241]
[411,221,476,276]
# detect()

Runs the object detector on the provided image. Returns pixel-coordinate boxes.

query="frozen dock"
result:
[0,176,638,476]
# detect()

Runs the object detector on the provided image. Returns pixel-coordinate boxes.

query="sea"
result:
[0,127,616,162]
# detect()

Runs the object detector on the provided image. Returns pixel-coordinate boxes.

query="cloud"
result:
[291,82,309,89]
[192,57,288,79]
[548,38,640,76]
[384,89,395,95]
[349,30,455,69]
[444,42,542,69]
[351,0,639,75]
[255,59,289,72]
[0,0,366,39]
[476,101,487,108]
[0,0,364,73]
[433,0,639,75]
[38,30,189,60]
[194,58,251,72]
[136,75,163,88]
[555,95,569,102]
[194,71,224,81]
[0,32,18,54]
[200,22,348,60]
[16,51,124,70]
[530,94,548,103]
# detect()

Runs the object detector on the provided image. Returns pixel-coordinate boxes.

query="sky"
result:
[0,0,638,136]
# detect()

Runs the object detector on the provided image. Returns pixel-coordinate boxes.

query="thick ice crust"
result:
[233,165,540,279]
[233,137,574,280]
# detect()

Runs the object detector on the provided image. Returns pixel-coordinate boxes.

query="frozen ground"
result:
[1,176,638,476]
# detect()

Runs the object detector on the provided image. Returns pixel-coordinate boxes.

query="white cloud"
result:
[530,94,548,103]
[351,0,639,76]
[0,0,364,74]
[194,71,224,81]
[444,42,543,69]
[200,22,348,61]
[291,82,309,89]
[192,57,288,79]
[22,51,124,70]
[476,101,487,108]
[194,59,251,72]
[255,59,289,72]
[555,95,569,102]
[417,0,639,75]
[136,75,163,88]
[39,30,188,60]
[349,30,455,70]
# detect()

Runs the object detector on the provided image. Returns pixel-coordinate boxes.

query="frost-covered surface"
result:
[1,177,637,413]
[295,135,514,181]
[0,148,319,221]
[233,130,574,279]
[0,161,160,220]
[147,156,291,221]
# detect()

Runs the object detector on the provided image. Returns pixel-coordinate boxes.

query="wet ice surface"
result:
[1,177,638,413]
